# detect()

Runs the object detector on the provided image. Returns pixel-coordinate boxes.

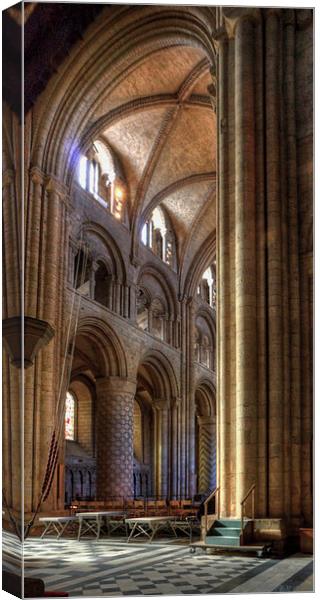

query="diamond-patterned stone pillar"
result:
[96,377,136,499]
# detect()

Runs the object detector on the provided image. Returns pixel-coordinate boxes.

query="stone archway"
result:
[136,350,179,499]
[68,318,136,501]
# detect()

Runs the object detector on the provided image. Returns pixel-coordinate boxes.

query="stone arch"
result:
[30,7,215,182]
[138,349,179,403]
[182,232,216,299]
[195,307,216,370]
[195,378,216,416]
[81,221,127,285]
[75,316,128,378]
[136,349,179,497]
[137,263,177,319]
[68,376,95,456]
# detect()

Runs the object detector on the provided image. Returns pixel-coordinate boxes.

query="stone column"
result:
[123,285,130,318]
[42,177,67,325]
[197,416,216,494]
[214,26,231,516]
[214,7,307,526]
[170,398,180,499]
[168,317,174,346]
[283,9,302,524]
[106,275,114,310]
[114,280,121,314]
[68,238,78,285]
[187,300,196,497]
[95,377,136,498]
[265,10,284,518]
[129,284,136,321]
[25,168,44,316]
[154,400,169,498]
[90,261,99,300]
[234,13,258,510]
[2,169,20,317]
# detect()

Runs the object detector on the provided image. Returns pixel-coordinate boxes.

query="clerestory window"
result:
[141,206,176,269]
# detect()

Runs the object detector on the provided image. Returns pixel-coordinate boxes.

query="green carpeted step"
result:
[213,519,242,528]
[209,527,241,537]
[205,536,241,547]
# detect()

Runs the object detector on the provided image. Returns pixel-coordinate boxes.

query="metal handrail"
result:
[204,487,220,535]
[240,483,256,536]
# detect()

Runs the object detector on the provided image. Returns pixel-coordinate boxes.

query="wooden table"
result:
[39,516,77,539]
[125,516,177,543]
[76,511,126,540]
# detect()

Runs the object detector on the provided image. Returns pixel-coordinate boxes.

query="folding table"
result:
[125,515,177,543]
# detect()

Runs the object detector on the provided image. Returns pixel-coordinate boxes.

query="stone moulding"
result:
[2,316,55,369]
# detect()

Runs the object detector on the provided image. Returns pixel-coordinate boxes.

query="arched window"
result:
[77,142,128,222]
[198,264,216,308]
[78,155,101,198]
[65,391,76,441]
[141,205,176,269]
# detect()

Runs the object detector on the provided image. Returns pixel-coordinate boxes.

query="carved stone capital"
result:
[3,316,55,369]
[91,261,100,273]
[30,166,45,185]
[222,7,261,38]
[96,376,137,397]
[130,253,142,268]
[45,176,68,200]
[171,397,181,409]
[212,25,229,46]
[154,399,169,411]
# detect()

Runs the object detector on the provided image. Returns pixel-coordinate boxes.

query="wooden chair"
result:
[155,499,168,515]
[145,498,157,516]
[169,500,181,516]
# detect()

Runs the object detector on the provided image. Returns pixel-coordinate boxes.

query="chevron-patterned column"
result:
[197,416,216,494]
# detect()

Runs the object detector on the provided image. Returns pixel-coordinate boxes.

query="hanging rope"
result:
[3,489,22,541]
[23,231,90,539]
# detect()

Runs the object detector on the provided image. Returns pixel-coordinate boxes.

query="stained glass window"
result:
[65,391,76,440]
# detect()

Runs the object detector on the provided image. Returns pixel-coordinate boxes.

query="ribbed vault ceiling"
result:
[99,43,216,270]
[13,4,217,277]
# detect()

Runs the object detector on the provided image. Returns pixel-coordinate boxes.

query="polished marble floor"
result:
[3,531,314,596]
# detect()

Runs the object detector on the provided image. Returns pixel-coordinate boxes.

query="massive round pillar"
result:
[96,377,136,498]
[214,7,309,528]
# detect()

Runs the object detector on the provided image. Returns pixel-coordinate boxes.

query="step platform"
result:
[189,540,271,558]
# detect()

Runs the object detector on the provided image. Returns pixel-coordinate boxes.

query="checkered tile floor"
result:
[3,531,314,596]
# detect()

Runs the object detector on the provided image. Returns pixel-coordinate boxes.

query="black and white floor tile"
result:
[2,532,314,596]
